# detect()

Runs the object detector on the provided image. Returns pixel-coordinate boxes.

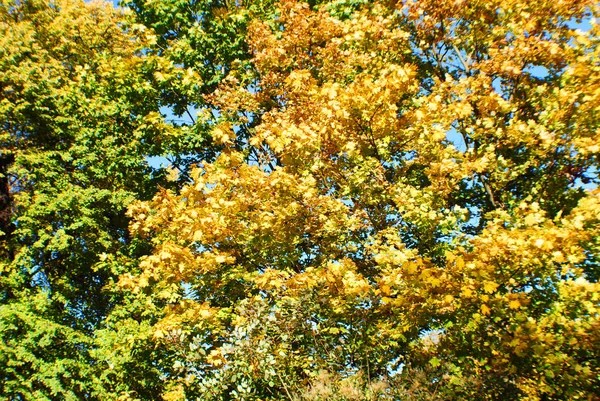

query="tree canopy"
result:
[1,0,599,400]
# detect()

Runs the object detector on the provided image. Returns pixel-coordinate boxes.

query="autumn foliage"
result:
[1,0,600,400]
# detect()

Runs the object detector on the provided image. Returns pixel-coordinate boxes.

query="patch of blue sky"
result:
[146,155,169,169]
[523,65,550,79]
[565,16,593,32]
[445,127,466,152]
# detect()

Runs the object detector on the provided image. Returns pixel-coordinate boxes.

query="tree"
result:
[2,0,599,400]
[123,0,600,400]
[0,0,182,398]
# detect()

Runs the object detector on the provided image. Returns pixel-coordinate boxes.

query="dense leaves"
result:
[1,0,599,400]
[0,0,175,398]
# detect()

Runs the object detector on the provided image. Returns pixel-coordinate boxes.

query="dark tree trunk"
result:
[0,152,14,243]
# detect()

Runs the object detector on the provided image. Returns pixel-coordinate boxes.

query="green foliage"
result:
[0,0,172,398]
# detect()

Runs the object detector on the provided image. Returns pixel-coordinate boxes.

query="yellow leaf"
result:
[193,230,203,241]
[380,284,391,296]
[481,304,491,315]
[381,296,393,304]
[483,281,498,294]
[524,214,538,226]
[207,349,224,366]
[508,299,521,309]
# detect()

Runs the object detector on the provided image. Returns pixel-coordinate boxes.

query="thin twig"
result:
[452,43,471,74]
[277,370,295,401]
